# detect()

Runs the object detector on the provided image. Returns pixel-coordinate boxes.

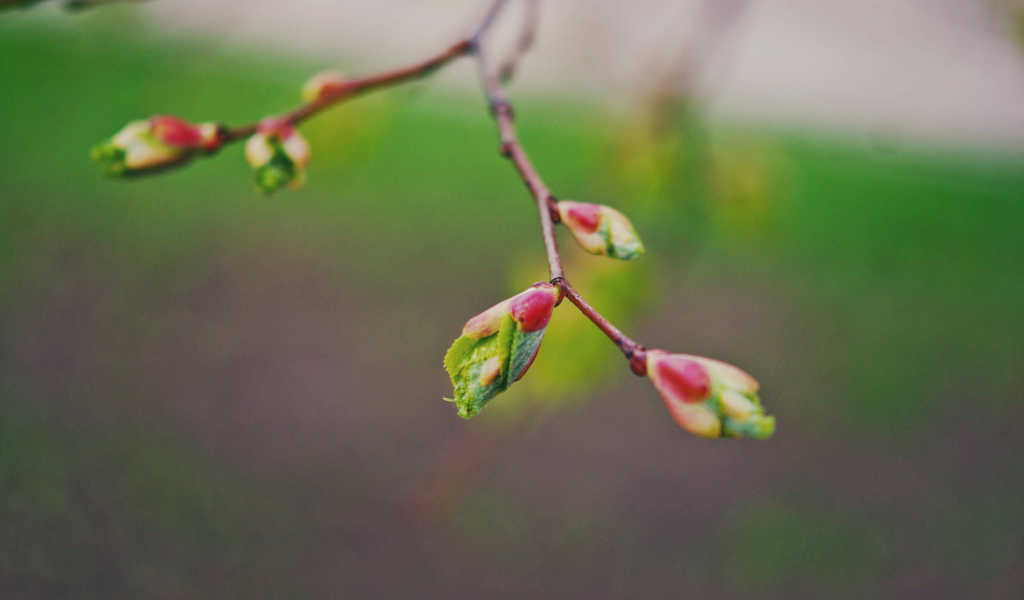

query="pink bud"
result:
[508,284,558,332]
[462,299,511,339]
[561,201,602,234]
[665,401,722,439]
[648,351,712,404]
[258,117,294,138]
[692,357,759,395]
[302,71,347,102]
[150,115,204,148]
[147,116,221,154]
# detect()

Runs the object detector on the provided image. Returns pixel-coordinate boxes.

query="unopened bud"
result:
[462,299,511,340]
[245,117,311,194]
[557,200,644,261]
[444,283,559,418]
[92,115,221,177]
[302,71,347,102]
[646,349,774,440]
[508,285,557,332]
[720,390,756,422]
[666,402,722,439]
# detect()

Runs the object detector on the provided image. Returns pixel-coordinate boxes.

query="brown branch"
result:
[221,40,473,142]
[94,0,648,376]
[471,40,562,280]
[468,18,649,376]
[218,0,515,143]
[562,282,648,376]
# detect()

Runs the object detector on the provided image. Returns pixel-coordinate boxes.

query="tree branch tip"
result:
[628,348,649,376]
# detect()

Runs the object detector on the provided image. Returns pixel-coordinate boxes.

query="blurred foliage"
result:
[1,5,1023,599]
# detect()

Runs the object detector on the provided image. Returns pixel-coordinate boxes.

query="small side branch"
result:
[222,40,473,142]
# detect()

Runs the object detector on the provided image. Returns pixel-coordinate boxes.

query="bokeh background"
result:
[2,1,1024,598]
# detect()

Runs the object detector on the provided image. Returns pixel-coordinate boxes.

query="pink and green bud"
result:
[646,349,774,440]
[245,117,311,194]
[557,200,644,261]
[444,283,559,418]
[462,299,511,340]
[508,286,558,332]
[92,115,222,177]
[302,71,347,102]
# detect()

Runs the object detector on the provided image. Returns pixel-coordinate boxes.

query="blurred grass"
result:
[1,5,1023,599]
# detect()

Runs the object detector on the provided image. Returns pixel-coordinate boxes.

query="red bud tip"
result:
[509,285,557,332]
[150,115,204,148]
[257,117,295,139]
[652,353,711,403]
[564,202,603,233]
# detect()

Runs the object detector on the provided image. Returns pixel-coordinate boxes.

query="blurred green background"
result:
[2,6,1024,600]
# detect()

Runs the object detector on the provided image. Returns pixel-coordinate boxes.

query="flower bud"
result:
[302,71,347,102]
[646,349,775,440]
[92,115,221,177]
[245,117,311,194]
[444,283,559,418]
[557,201,644,261]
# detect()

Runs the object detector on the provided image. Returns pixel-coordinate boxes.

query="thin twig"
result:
[467,11,648,374]
[471,39,563,281]
[218,0,514,143]
[498,0,540,82]
[97,0,648,374]
[221,40,473,142]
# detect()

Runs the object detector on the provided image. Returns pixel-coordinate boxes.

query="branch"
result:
[221,40,473,142]
[498,0,540,82]
[467,14,647,374]
[87,0,774,439]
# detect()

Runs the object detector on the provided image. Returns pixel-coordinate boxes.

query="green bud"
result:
[444,284,558,418]
[557,200,644,261]
[92,116,221,178]
[647,350,775,440]
[245,117,310,194]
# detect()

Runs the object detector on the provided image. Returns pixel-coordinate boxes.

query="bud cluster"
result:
[244,117,311,194]
[91,115,222,177]
[646,350,775,439]
[444,283,559,418]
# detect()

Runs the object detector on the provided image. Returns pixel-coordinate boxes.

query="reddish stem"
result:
[473,41,563,280]
[104,0,648,376]
[469,31,646,375]
[222,40,472,142]
[561,281,647,376]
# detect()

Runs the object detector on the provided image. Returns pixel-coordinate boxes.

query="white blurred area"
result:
[144,0,1024,146]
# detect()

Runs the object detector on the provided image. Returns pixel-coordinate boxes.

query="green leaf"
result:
[253,138,297,194]
[507,326,546,385]
[447,334,503,419]
[715,392,776,440]
[90,143,127,178]
[444,313,547,419]
[495,313,516,391]
[444,336,477,379]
